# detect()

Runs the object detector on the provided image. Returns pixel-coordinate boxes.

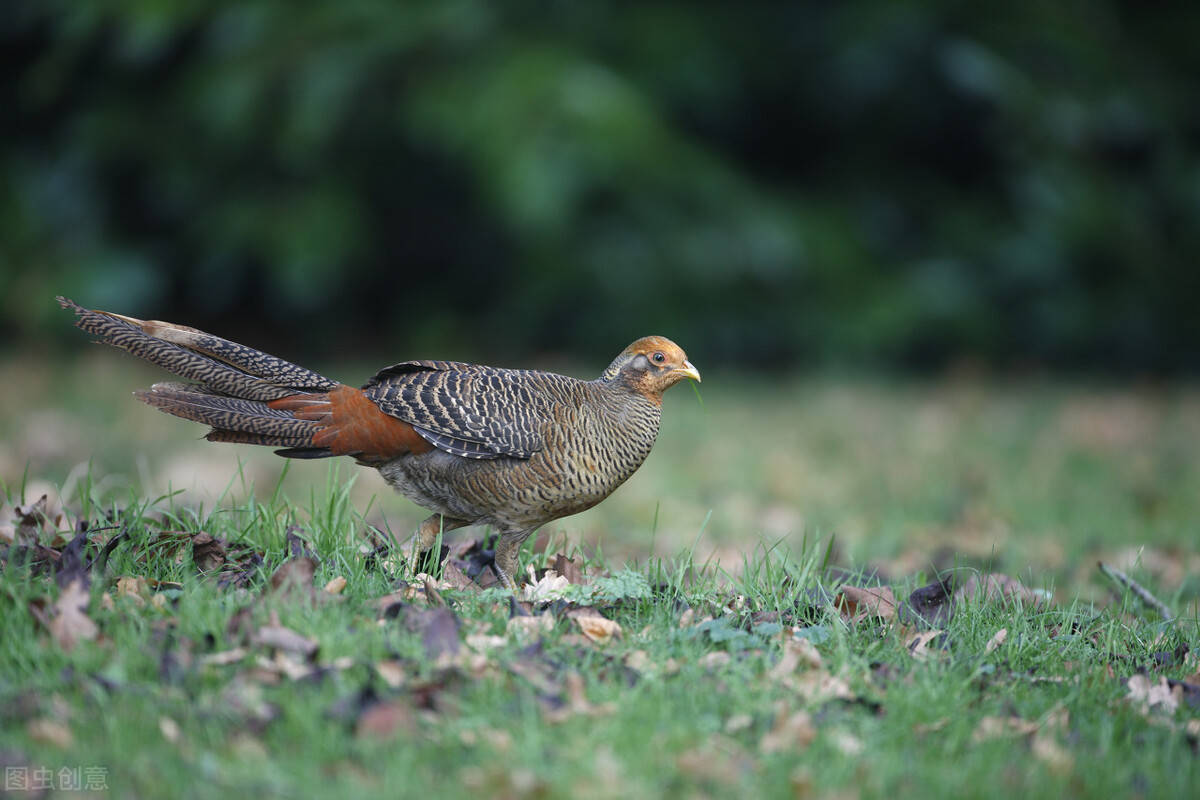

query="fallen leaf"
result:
[323,576,347,595]
[376,660,408,689]
[792,670,855,704]
[624,650,652,674]
[836,585,897,624]
[253,625,319,658]
[675,736,751,787]
[769,637,823,682]
[829,729,864,756]
[506,614,554,643]
[159,716,181,744]
[440,560,478,592]
[985,628,1008,654]
[375,591,411,618]
[201,647,249,666]
[1031,733,1073,774]
[47,576,98,652]
[405,606,461,661]
[973,716,1040,742]
[1126,674,1180,714]
[13,494,52,545]
[192,532,228,572]
[553,553,588,586]
[906,630,946,659]
[522,570,571,602]
[267,555,318,602]
[760,702,816,754]
[574,614,622,645]
[27,718,73,748]
[465,633,507,653]
[356,700,415,739]
[261,650,315,681]
[116,576,149,606]
[725,713,753,733]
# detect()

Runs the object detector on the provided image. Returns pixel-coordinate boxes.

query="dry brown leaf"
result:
[323,576,347,595]
[973,716,1040,742]
[465,633,507,653]
[1031,733,1073,774]
[552,553,587,585]
[440,561,478,592]
[13,495,52,545]
[985,628,1008,654]
[675,736,749,787]
[202,647,249,666]
[260,651,315,681]
[48,577,98,652]
[192,532,228,572]
[27,718,73,748]
[253,624,319,658]
[574,615,622,645]
[836,585,897,624]
[506,614,554,643]
[906,630,945,659]
[770,637,823,683]
[356,700,415,739]
[793,670,855,704]
[267,555,318,601]
[376,660,407,689]
[1126,674,1180,714]
[760,702,816,754]
[116,576,149,606]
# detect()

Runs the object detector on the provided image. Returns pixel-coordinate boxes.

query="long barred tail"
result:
[58,296,342,455]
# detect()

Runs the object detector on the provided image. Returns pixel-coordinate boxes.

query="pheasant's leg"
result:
[411,514,467,575]
[493,529,534,592]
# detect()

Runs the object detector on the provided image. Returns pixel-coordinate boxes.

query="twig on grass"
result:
[1098,561,1173,621]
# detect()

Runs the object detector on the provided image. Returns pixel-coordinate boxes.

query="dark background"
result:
[4,1,1198,372]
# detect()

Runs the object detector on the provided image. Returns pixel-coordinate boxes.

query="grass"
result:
[1,355,1199,797]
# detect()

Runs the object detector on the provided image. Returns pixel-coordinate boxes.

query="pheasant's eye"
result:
[651,352,666,364]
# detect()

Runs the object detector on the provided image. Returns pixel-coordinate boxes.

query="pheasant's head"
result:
[602,336,700,402]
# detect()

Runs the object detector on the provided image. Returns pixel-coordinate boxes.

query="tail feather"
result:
[61,297,428,464]
[57,297,337,400]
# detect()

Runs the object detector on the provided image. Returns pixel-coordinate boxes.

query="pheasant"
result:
[58,297,700,589]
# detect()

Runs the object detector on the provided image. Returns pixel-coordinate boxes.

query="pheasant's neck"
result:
[591,381,662,467]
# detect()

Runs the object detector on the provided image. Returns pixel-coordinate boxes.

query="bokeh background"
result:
[3,1,1199,593]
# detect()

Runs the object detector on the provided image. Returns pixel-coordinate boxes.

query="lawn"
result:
[1,354,1198,798]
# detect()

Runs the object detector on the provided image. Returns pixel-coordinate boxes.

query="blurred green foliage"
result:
[3,1,1198,370]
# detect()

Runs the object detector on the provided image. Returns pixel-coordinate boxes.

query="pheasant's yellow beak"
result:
[674,360,701,383]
